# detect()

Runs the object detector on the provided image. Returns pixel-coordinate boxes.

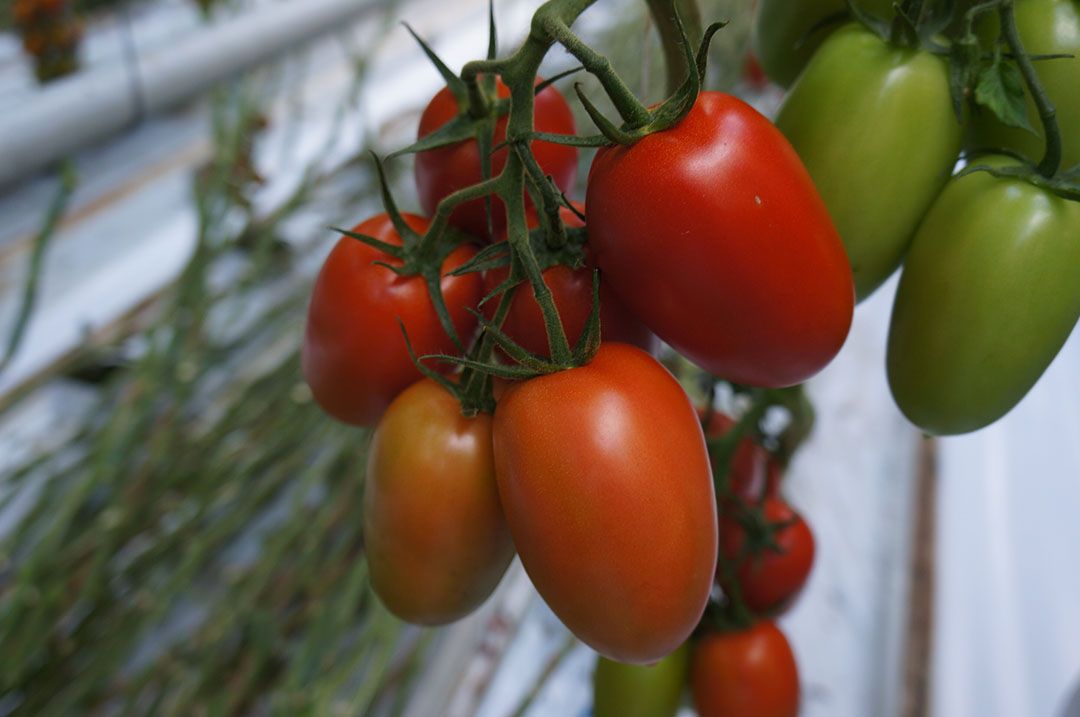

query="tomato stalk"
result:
[998,0,1062,177]
[645,0,704,94]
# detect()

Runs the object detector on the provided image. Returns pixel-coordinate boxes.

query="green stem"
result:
[999,0,1061,177]
[645,0,703,95]
[534,4,652,128]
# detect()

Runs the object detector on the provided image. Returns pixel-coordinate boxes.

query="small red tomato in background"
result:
[719,497,815,614]
[493,343,717,664]
[364,379,513,625]
[301,213,482,426]
[691,621,800,717]
[483,205,655,357]
[414,78,577,241]
[702,411,774,502]
[586,91,854,388]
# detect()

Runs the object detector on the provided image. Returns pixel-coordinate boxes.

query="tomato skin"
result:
[483,206,655,356]
[719,498,815,614]
[752,0,893,87]
[887,156,1080,434]
[776,24,962,301]
[970,0,1080,170]
[587,92,854,388]
[364,379,513,625]
[493,344,717,664]
[592,645,689,717]
[301,214,482,426]
[414,79,578,241]
[691,622,799,717]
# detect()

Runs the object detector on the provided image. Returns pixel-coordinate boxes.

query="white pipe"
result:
[0,0,387,188]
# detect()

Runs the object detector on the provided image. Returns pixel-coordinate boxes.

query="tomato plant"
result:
[592,645,689,717]
[751,0,893,87]
[887,156,1080,434]
[414,78,578,241]
[364,379,514,625]
[482,205,655,357]
[719,497,816,614]
[586,91,854,388]
[691,621,800,717]
[493,343,717,664]
[969,0,1080,170]
[776,23,962,300]
[301,213,482,426]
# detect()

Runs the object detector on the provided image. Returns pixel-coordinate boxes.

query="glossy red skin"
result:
[703,411,773,502]
[586,92,854,387]
[493,344,717,664]
[483,206,655,356]
[414,79,578,241]
[691,622,800,717]
[719,497,815,614]
[365,379,513,625]
[301,214,482,426]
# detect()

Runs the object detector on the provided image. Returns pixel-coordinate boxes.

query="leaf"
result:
[387,114,475,159]
[974,51,1036,134]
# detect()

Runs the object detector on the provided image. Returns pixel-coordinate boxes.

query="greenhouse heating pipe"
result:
[0,0,389,189]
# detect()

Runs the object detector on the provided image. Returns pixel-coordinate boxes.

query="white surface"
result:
[933,326,1080,717]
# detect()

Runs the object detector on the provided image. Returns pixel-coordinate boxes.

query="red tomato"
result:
[719,497,815,614]
[365,379,513,625]
[691,621,800,717]
[414,78,578,241]
[702,411,772,502]
[586,91,854,387]
[493,344,717,664]
[483,205,655,357]
[301,214,482,426]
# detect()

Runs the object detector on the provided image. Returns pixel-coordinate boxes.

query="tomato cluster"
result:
[300,0,1079,712]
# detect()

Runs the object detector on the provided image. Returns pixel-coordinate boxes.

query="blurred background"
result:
[0,0,1078,715]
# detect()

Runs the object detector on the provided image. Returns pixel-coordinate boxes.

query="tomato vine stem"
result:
[998,0,1062,178]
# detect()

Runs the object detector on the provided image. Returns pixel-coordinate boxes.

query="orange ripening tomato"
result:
[364,379,513,625]
[493,343,717,663]
[301,214,482,426]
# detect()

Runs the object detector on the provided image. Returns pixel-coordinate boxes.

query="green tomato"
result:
[969,0,1080,171]
[751,0,892,87]
[887,157,1080,435]
[592,645,689,717]
[776,24,963,301]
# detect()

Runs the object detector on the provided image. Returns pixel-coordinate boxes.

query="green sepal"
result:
[504,131,611,148]
[571,269,601,363]
[478,273,519,308]
[535,66,585,94]
[387,114,476,160]
[332,226,404,259]
[403,22,467,106]
[475,117,498,241]
[423,268,466,351]
[573,82,636,145]
[399,319,461,398]
[450,242,511,277]
[369,151,421,254]
[846,0,890,40]
[420,354,544,381]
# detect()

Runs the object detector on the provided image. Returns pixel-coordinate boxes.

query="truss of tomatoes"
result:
[301,14,850,680]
